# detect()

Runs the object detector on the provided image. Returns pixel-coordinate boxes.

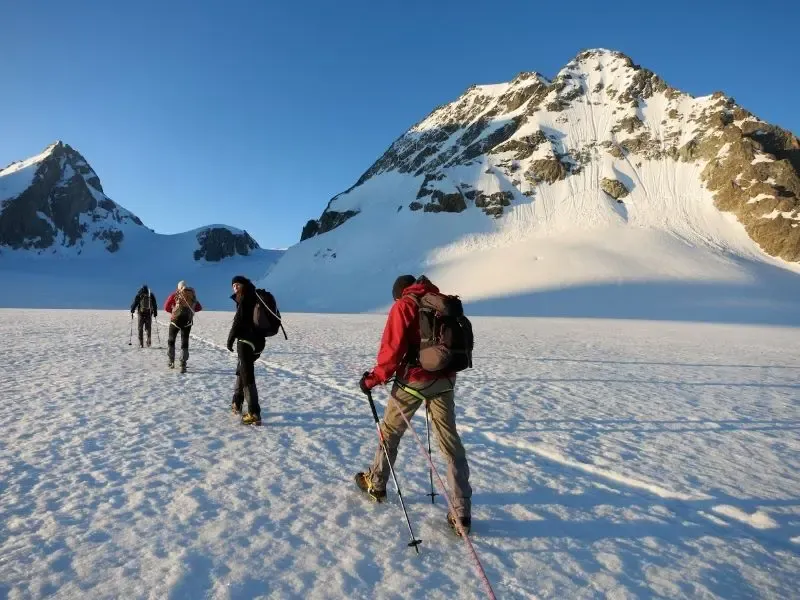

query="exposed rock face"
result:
[475,191,514,217]
[300,208,359,242]
[423,190,467,213]
[526,158,569,185]
[601,178,630,201]
[0,142,143,252]
[193,227,260,262]
[298,49,800,262]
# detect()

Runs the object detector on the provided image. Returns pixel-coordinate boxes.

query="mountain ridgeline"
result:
[301,49,799,263]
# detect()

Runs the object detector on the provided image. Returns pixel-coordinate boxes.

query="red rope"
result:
[397,407,497,600]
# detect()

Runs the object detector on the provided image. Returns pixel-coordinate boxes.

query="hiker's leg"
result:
[180,327,190,364]
[237,341,260,416]
[428,379,472,519]
[167,324,178,362]
[368,383,423,490]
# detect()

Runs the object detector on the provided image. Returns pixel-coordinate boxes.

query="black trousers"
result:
[137,313,152,345]
[232,341,261,416]
[167,323,191,364]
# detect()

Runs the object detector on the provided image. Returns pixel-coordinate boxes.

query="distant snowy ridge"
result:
[0,142,283,309]
[0,141,266,262]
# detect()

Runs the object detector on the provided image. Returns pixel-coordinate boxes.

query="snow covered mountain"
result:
[266,49,800,323]
[0,142,282,309]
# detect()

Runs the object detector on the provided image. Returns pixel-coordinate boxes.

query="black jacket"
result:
[227,281,265,352]
[131,287,157,316]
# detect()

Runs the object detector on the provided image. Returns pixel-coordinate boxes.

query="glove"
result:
[227,340,234,352]
[359,371,379,394]
[154,312,158,318]
[130,310,134,315]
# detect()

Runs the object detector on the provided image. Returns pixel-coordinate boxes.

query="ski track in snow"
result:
[1,310,799,599]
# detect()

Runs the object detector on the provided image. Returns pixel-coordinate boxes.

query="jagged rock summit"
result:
[301,48,799,262]
[0,141,142,253]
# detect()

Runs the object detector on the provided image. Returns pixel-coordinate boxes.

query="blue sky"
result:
[1,0,798,249]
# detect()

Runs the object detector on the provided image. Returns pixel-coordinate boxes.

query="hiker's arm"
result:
[227,302,243,350]
[370,299,414,384]
[195,301,203,312]
[164,293,175,313]
[130,294,139,313]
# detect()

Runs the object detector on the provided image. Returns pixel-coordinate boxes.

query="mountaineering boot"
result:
[180,362,187,374]
[447,512,471,537]
[231,401,242,415]
[354,472,386,502]
[241,413,262,426]
[168,360,174,369]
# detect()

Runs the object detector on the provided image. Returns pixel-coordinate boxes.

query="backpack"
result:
[253,289,286,339]
[172,288,197,327]
[139,290,152,314]
[410,292,473,373]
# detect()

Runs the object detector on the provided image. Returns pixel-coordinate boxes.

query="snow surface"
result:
[1,310,798,599]
[0,239,283,310]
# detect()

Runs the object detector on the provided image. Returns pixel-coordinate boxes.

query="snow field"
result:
[1,310,799,599]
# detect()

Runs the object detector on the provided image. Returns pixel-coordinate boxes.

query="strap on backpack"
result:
[255,291,288,340]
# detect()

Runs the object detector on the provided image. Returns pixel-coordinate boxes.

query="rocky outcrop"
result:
[601,178,630,201]
[525,157,569,185]
[475,191,514,217]
[0,142,142,252]
[193,227,260,262]
[301,208,359,241]
[424,190,467,213]
[688,99,800,261]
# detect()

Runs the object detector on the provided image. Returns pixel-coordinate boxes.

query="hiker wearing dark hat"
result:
[227,275,266,425]
[164,281,203,373]
[355,274,474,535]
[130,284,157,347]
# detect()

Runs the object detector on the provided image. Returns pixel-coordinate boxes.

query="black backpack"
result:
[139,290,152,314]
[410,292,473,373]
[254,289,287,339]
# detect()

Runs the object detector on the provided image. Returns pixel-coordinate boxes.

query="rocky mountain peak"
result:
[0,141,145,254]
[300,49,799,262]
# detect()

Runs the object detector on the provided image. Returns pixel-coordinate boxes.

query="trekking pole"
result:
[424,400,438,504]
[154,316,162,347]
[365,390,422,554]
[128,314,133,345]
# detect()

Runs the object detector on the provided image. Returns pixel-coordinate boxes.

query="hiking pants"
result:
[368,377,472,518]
[167,323,191,364]
[137,312,152,346]
[232,341,261,416]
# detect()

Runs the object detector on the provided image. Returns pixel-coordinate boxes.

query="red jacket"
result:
[164,290,203,314]
[365,279,453,388]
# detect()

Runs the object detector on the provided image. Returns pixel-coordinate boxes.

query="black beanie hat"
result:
[231,275,249,286]
[392,275,416,300]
